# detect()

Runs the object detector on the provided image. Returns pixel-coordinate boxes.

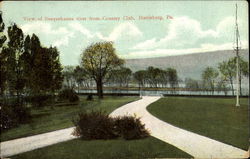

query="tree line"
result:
[185,56,249,95]
[62,65,179,92]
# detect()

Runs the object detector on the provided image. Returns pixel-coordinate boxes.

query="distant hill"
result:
[125,49,249,80]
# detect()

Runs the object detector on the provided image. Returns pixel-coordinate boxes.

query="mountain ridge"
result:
[125,49,249,79]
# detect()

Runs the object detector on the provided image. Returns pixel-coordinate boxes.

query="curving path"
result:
[110,96,249,158]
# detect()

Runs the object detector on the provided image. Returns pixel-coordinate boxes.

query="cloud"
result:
[97,22,142,41]
[124,40,248,59]
[21,22,75,47]
[52,32,74,47]
[21,21,69,35]
[132,38,157,50]
[132,16,219,50]
[69,22,93,38]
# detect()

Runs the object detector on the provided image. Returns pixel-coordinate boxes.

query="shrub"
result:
[25,95,53,107]
[86,94,93,101]
[72,111,150,140]
[114,116,150,140]
[58,89,79,103]
[72,111,118,140]
[0,100,31,131]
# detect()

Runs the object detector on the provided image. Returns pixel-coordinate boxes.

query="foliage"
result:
[201,67,219,94]
[81,41,124,99]
[218,59,236,95]
[0,12,7,95]
[0,100,31,131]
[133,67,178,89]
[72,111,150,140]
[218,56,249,95]
[73,66,90,92]
[109,67,132,87]
[114,115,150,140]
[185,78,200,90]
[86,94,93,101]
[1,96,138,141]
[72,111,118,140]
[62,66,75,89]
[58,88,79,102]
[6,23,25,97]
[134,70,147,88]
[1,16,63,98]
[166,68,178,88]
[24,95,54,107]
[22,37,63,94]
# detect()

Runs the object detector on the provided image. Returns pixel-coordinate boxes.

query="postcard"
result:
[0,1,249,159]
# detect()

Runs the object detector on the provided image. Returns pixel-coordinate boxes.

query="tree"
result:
[0,11,7,95]
[218,59,236,95]
[216,77,230,96]
[134,70,147,89]
[202,67,219,94]
[110,67,132,87]
[73,66,86,93]
[22,34,63,95]
[185,78,200,90]
[234,56,249,95]
[146,66,163,88]
[166,68,178,89]
[218,56,248,96]
[81,42,124,99]
[6,23,25,98]
[63,66,75,89]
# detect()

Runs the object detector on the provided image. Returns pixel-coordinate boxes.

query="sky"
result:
[0,1,248,66]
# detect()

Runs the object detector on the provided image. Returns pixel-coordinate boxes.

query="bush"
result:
[0,100,31,131]
[25,95,53,107]
[58,89,79,103]
[114,116,150,140]
[86,94,93,101]
[72,111,150,140]
[72,111,118,140]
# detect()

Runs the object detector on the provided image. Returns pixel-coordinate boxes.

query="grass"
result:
[12,137,192,159]
[147,97,249,150]
[1,96,139,141]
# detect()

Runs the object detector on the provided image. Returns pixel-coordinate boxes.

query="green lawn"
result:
[12,137,192,159]
[147,97,249,150]
[1,96,139,141]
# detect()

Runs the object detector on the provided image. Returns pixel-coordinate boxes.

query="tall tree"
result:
[0,11,7,95]
[202,67,219,94]
[6,23,25,97]
[22,34,63,95]
[81,42,124,99]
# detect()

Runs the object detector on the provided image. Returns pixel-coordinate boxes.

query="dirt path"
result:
[110,96,249,158]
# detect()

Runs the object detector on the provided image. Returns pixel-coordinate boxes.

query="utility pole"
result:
[234,4,240,107]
